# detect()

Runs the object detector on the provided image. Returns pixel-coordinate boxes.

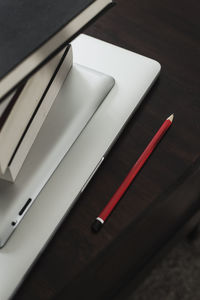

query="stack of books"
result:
[0,0,112,182]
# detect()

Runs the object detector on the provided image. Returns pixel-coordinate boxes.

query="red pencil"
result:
[92,114,174,232]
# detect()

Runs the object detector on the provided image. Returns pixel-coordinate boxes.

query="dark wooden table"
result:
[14,0,200,299]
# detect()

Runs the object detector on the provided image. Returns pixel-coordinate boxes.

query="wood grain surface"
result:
[14,0,200,299]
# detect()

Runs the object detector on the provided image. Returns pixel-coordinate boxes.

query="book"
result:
[0,45,73,182]
[0,46,70,175]
[0,92,16,119]
[0,0,113,102]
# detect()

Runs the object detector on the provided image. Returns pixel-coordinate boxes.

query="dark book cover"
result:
[0,0,113,102]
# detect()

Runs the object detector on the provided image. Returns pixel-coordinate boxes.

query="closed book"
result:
[0,46,69,175]
[0,45,73,182]
[0,0,113,102]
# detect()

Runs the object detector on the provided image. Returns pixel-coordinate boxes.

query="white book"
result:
[0,46,70,175]
[0,45,73,182]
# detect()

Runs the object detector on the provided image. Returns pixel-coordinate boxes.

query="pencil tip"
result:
[167,114,174,122]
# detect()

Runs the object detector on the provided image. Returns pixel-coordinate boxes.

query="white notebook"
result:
[0,47,69,175]
[1,46,73,182]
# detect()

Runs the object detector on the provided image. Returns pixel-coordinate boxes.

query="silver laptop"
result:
[0,34,160,300]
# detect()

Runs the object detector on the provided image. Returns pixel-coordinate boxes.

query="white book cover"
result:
[0,47,70,174]
[0,46,73,182]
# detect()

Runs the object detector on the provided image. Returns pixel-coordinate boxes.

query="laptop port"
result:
[19,198,32,216]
